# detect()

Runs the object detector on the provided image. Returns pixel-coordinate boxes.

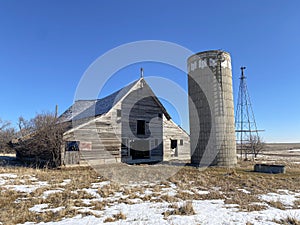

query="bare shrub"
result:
[241,135,265,159]
[0,118,16,153]
[12,112,68,167]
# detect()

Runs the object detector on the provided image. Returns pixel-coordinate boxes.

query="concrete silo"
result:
[188,50,237,167]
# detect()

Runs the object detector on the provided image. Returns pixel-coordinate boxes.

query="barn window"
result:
[180,139,183,145]
[117,109,121,117]
[137,120,146,135]
[65,141,80,151]
[158,113,162,118]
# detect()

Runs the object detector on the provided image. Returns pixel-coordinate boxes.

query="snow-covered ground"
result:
[19,199,300,225]
[1,171,300,225]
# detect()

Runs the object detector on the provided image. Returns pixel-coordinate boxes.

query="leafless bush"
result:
[13,112,67,167]
[239,135,265,159]
[0,118,16,153]
[250,135,265,158]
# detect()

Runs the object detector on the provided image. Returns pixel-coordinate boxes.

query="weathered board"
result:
[64,151,80,165]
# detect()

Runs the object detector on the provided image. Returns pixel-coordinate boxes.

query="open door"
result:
[130,140,150,159]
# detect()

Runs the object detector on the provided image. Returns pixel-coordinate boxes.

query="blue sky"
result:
[0,0,299,143]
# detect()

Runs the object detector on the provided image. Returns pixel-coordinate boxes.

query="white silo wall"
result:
[188,50,237,167]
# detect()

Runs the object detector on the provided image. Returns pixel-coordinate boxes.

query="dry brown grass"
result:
[103,211,126,222]
[267,200,286,210]
[1,160,300,224]
[273,216,300,225]
[224,191,267,212]
[163,201,195,218]
[293,199,300,209]
[91,200,106,210]
[246,222,254,225]
[97,182,121,198]
[0,166,104,224]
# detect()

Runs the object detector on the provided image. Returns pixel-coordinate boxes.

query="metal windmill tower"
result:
[235,67,262,159]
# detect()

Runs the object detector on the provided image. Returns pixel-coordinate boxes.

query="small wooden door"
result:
[64,141,80,165]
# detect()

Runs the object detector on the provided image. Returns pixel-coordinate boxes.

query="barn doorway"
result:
[130,140,150,159]
[171,139,178,157]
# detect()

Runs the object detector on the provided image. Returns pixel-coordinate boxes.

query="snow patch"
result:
[82,188,101,198]
[5,185,41,193]
[0,173,17,178]
[29,204,49,212]
[288,149,300,152]
[59,179,71,186]
[29,204,64,213]
[197,190,210,195]
[3,180,48,193]
[91,181,110,188]
[259,192,299,206]
[238,189,251,194]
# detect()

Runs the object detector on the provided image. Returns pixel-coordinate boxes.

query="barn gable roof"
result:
[59,78,171,124]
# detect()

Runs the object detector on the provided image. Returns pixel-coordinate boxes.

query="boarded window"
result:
[137,120,146,135]
[65,141,80,151]
[180,139,183,145]
[117,109,121,117]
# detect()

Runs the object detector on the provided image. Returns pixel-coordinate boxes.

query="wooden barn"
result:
[59,77,190,166]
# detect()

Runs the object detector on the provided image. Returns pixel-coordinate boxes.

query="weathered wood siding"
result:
[64,151,80,165]
[62,111,121,166]
[163,114,190,161]
[120,81,163,163]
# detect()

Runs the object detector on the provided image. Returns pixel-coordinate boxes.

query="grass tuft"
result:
[104,212,126,223]
[163,201,195,218]
[274,216,300,225]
